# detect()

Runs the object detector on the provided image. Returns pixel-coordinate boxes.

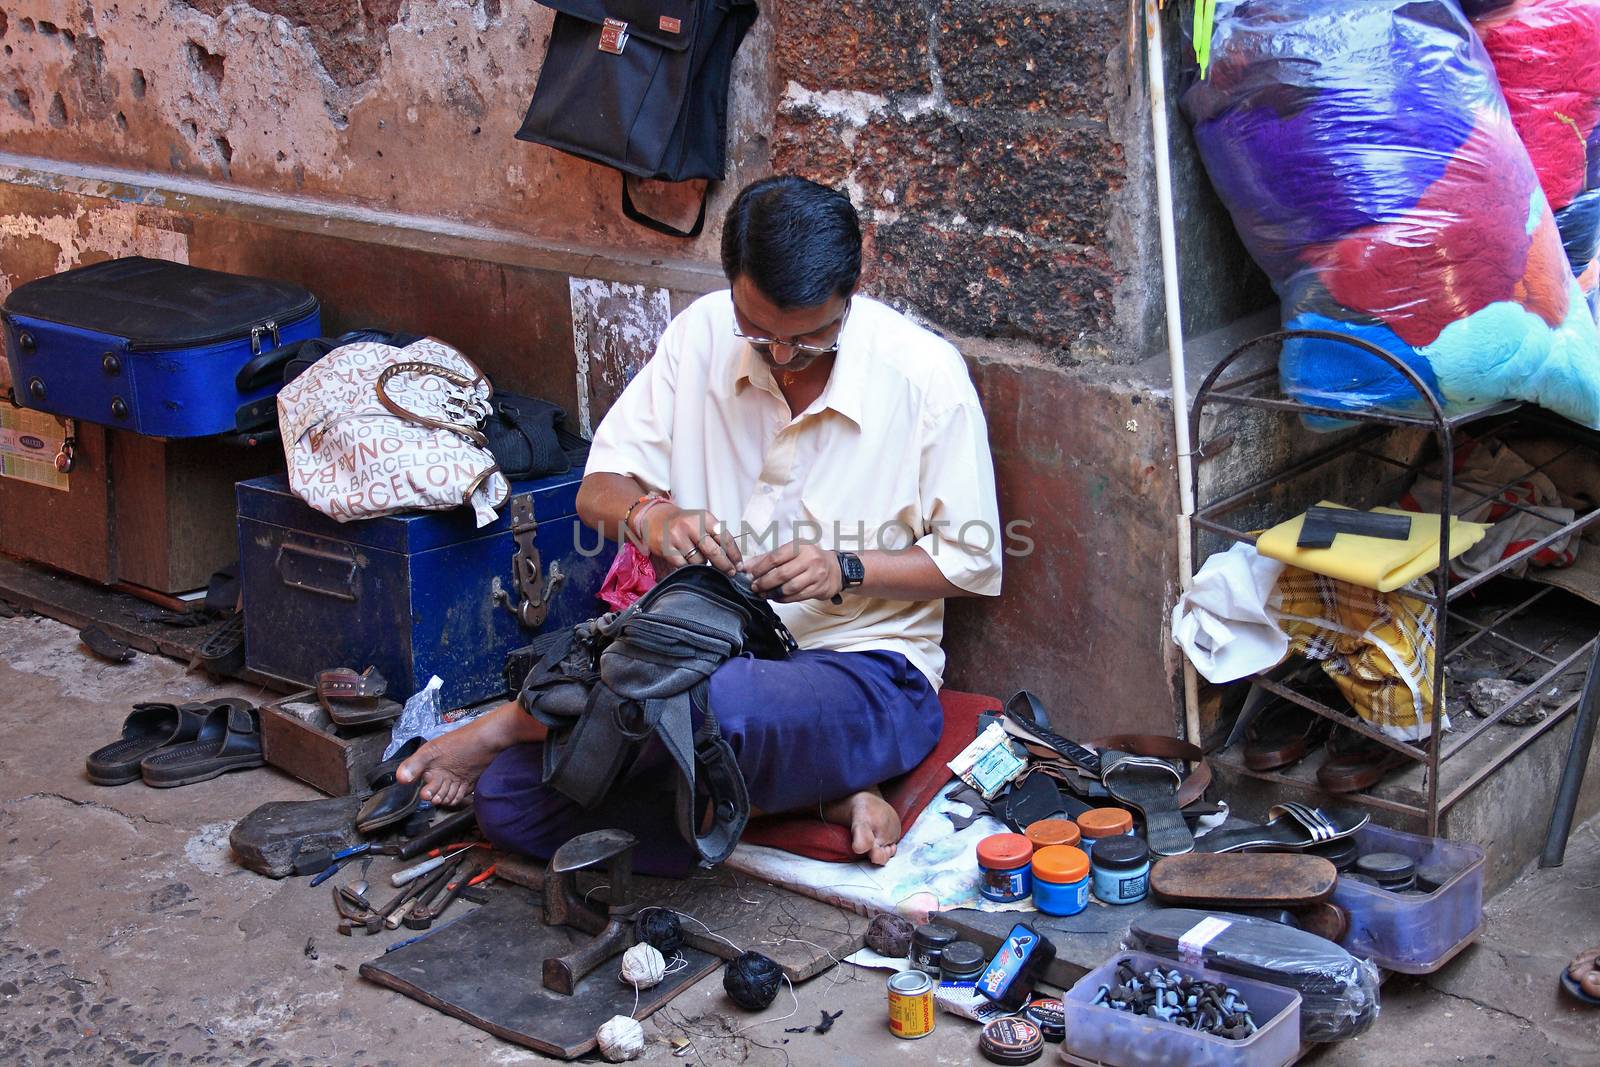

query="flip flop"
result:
[318,666,403,727]
[85,702,213,785]
[355,736,426,833]
[1101,750,1193,856]
[139,699,265,787]
[1194,801,1369,854]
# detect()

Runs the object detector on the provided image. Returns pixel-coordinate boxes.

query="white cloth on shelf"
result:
[1171,541,1289,683]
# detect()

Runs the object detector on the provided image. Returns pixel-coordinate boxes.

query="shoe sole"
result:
[142,755,265,788]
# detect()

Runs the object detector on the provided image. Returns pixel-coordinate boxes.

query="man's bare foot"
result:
[395,702,545,808]
[822,788,902,865]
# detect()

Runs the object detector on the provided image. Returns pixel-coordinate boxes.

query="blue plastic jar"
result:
[1031,845,1090,916]
[977,833,1034,903]
[1090,835,1151,905]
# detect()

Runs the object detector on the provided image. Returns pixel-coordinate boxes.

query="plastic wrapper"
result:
[1182,1,1600,428]
[1126,909,1380,1043]
[1470,0,1600,318]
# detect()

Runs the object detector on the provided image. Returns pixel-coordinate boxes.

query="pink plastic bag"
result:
[598,541,657,612]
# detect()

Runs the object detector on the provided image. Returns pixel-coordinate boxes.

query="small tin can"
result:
[910,922,958,974]
[979,1016,1044,1064]
[1031,844,1090,916]
[1023,818,1081,852]
[939,939,987,983]
[887,969,935,1039]
[1023,996,1065,1043]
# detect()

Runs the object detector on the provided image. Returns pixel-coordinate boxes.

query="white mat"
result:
[724,780,1034,925]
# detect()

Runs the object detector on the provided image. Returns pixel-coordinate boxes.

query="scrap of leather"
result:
[1151,853,1339,908]
[79,624,134,664]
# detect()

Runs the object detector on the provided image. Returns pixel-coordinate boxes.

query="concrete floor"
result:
[1,611,1597,1066]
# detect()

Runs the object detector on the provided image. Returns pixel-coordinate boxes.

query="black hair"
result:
[720,176,862,309]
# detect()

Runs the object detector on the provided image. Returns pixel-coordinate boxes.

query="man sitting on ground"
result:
[397,175,1002,870]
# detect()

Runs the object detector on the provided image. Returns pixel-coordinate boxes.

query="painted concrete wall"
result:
[0,1,1270,736]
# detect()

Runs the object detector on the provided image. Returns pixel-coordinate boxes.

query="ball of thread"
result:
[723,950,784,1011]
[596,1015,645,1062]
[619,942,667,989]
[865,913,915,958]
[634,908,684,956]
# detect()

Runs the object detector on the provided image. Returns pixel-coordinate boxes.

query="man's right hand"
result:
[638,503,743,576]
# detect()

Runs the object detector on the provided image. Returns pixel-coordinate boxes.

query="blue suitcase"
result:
[237,458,614,709]
[2,257,320,438]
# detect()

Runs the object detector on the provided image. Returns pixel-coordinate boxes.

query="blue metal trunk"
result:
[238,470,613,709]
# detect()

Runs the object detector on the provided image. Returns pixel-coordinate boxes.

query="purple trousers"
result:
[474,648,941,875]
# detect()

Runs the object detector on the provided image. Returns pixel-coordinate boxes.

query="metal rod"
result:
[1542,635,1600,867]
[1195,426,1388,521]
[1447,441,1584,517]
[1443,586,1558,662]
[1447,509,1600,600]
[1253,677,1428,761]
[1211,754,1429,818]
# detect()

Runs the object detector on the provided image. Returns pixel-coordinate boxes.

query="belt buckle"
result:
[598,17,629,55]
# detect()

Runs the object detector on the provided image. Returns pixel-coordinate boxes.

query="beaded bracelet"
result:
[623,492,671,538]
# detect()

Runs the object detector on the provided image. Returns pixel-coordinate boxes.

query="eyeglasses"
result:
[732,300,851,359]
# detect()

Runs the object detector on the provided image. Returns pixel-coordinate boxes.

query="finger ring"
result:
[683,547,703,562]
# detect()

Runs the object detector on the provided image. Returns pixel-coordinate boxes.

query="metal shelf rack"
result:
[1189,329,1600,835]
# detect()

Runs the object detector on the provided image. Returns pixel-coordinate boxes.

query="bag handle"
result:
[374,361,492,447]
[621,174,708,239]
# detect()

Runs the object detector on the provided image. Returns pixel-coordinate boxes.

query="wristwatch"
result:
[831,551,866,604]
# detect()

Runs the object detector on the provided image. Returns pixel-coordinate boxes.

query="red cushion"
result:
[739,690,1001,863]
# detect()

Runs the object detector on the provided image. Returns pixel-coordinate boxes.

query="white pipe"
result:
[1144,0,1203,746]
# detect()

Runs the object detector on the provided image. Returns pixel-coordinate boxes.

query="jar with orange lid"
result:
[976,833,1034,903]
[1074,807,1134,856]
[1031,845,1090,916]
[1023,818,1081,852]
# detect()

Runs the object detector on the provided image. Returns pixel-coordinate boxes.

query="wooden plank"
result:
[493,850,869,982]
[0,553,288,689]
[360,886,718,1060]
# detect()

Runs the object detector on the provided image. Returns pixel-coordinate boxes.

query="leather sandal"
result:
[140,699,265,787]
[1243,705,1330,771]
[1102,750,1194,856]
[1316,729,1423,794]
[86,701,213,785]
[356,736,426,834]
[318,666,402,727]
[1194,801,1369,854]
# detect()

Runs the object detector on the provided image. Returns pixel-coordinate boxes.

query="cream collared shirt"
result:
[585,291,1003,688]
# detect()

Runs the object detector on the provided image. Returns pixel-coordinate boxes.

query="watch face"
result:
[840,552,865,584]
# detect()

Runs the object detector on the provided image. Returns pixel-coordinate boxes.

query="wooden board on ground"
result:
[939,899,1156,990]
[360,886,718,1060]
[493,849,869,982]
[0,554,281,688]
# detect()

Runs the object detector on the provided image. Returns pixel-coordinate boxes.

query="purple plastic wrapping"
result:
[1182,0,1600,428]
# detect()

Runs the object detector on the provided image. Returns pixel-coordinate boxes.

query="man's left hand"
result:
[748,541,844,602]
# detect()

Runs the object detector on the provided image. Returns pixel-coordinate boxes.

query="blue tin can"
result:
[1031,845,1090,916]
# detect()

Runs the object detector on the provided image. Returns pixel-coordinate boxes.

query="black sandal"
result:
[86,702,213,785]
[139,699,265,787]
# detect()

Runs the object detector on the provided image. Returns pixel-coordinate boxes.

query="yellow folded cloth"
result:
[1257,502,1489,592]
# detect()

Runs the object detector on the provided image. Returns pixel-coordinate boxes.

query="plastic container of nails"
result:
[1063,951,1301,1067]
[1329,822,1486,974]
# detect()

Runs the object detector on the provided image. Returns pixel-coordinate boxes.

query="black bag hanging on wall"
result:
[515,0,759,237]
